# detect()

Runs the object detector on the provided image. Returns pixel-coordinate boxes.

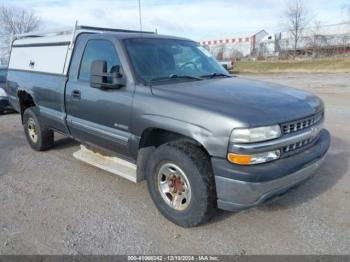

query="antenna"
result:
[138,0,142,32]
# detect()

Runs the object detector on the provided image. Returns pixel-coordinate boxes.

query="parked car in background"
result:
[0,66,14,114]
[218,60,234,71]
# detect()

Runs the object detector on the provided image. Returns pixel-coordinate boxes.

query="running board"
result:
[73,145,137,183]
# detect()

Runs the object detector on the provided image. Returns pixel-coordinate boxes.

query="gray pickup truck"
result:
[6,25,330,227]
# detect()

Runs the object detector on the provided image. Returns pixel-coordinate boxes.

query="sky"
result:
[2,0,350,40]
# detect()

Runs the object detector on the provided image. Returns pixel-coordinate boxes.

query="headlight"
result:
[0,88,6,97]
[230,125,281,143]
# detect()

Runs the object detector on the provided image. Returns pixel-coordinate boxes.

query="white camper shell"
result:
[9,24,154,75]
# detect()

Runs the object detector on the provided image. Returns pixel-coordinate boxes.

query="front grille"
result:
[283,138,312,154]
[281,112,323,135]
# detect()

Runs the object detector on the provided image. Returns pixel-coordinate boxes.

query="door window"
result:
[0,70,7,82]
[79,40,120,81]
[0,70,7,77]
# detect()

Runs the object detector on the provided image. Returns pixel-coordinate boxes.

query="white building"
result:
[260,22,350,57]
[199,30,268,59]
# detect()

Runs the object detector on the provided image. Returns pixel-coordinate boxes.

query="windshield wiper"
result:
[149,74,203,84]
[200,72,231,79]
[170,74,203,80]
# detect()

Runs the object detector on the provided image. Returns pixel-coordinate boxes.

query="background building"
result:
[199,30,268,60]
[259,22,350,57]
[200,22,350,59]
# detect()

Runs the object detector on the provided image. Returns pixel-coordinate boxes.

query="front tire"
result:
[146,142,216,227]
[23,107,54,151]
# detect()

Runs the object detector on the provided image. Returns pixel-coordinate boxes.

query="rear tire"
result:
[23,107,54,151]
[146,142,216,227]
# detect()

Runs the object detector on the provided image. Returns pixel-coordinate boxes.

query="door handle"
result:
[72,90,81,99]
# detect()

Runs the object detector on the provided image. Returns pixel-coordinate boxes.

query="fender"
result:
[131,113,227,158]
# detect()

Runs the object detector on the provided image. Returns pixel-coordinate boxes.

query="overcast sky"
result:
[4,0,350,40]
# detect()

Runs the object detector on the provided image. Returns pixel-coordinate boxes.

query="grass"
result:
[231,57,350,74]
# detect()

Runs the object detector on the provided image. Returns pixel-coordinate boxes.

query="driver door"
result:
[65,38,133,157]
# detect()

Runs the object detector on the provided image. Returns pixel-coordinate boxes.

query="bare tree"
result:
[306,21,325,57]
[215,45,225,61]
[229,49,243,60]
[284,0,309,58]
[0,5,41,64]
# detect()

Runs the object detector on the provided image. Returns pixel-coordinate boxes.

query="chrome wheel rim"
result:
[157,162,191,211]
[27,118,38,143]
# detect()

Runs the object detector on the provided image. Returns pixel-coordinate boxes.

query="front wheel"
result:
[146,142,216,227]
[23,107,54,151]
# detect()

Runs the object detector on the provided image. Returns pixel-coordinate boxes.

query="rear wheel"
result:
[146,142,216,227]
[23,107,54,151]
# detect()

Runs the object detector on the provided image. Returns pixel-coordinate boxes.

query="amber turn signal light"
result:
[227,153,252,165]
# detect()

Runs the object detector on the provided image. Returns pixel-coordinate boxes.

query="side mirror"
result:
[90,60,125,89]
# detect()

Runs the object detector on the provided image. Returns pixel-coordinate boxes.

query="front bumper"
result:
[213,129,330,211]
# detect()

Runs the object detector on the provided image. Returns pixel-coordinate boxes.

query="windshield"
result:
[124,38,228,83]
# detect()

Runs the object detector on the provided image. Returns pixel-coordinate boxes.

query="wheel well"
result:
[136,128,211,182]
[17,91,36,121]
[139,128,209,154]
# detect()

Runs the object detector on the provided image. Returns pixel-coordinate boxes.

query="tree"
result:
[229,49,243,60]
[0,5,41,64]
[306,21,324,57]
[215,45,225,61]
[284,0,309,58]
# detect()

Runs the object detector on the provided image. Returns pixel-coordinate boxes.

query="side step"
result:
[73,145,137,183]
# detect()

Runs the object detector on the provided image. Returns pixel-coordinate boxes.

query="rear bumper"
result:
[213,129,330,211]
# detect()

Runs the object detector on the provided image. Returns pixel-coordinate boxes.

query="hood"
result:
[151,77,324,126]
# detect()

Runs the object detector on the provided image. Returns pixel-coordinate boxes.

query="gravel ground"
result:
[0,73,349,255]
